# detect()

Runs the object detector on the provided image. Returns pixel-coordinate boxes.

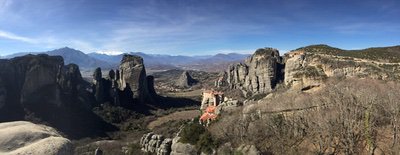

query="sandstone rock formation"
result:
[119,54,149,101]
[92,68,122,106]
[147,75,157,97]
[0,121,72,155]
[91,54,158,106]
[57,64,84,95]
[140,132,198,155]
[93,68,106,103]
[221,45,400,95]
[284,51,325,90]
[0,54,114,138]
[0,54,92,114]
[140,130,258,155]
[236,144,261,155]
[175,71,197,88]
[215,72,227,87]
[171,137,197,155]
[284,45,400,91]
[140,133,172,155]
[226,48,283,96]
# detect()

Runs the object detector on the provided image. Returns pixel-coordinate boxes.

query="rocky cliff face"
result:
[222,45,400,95]
[147,75,157,97]
[0,54,114,139]
[91,54,156,106]
[140,133,196,155]
[119,54,152,102]
[92,67,124,106]
[284,51,322,90]
[119,55,148,98]
[140,133,172,155]
[0,54,87,111]
[226,48,283,95]
[58,64,84,95]
[284,48,400,90]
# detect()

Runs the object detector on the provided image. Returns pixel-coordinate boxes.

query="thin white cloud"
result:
[99,11,268,54]
[96,50,124,55]
[0,29,100,53]
[0,30,36,43]
[0,1,280,54]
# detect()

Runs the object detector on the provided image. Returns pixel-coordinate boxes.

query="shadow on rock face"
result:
[153,95,199,109]
[118,94,200,116]
[0,54,118,140]
[21,90,118,140]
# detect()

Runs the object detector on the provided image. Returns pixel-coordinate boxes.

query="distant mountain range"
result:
[2,47,250,72]
[2,47,113,69]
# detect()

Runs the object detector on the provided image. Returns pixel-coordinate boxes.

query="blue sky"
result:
[0,0,399,55]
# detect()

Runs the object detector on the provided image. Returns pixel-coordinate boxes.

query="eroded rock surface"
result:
[0,121,72,155]
[119,54,149,101]
[171,137,197,155]
[236,144,261,155]
[222,45,400,94]
[140,133,172,155]
[140,132,197,155]
[284,48,400,90]
[0,54,114,139]
[0,54,92,114]
[226,48,283,95]
[92,54,157,105]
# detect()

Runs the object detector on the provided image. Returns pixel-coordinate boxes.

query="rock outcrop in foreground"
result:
[140,132,259,155]
[0,121,72,155]
[170,137,197,155]
[140,133,172,155]
[226,48,283,96]
[140,133,197,155]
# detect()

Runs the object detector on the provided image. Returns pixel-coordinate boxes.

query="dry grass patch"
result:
[147,109,200,130]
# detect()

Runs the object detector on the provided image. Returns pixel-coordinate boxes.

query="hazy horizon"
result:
[0,46,255,56]
[0,0,399,55]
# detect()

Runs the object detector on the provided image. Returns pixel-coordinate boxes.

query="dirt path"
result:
[147,110,200,130]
